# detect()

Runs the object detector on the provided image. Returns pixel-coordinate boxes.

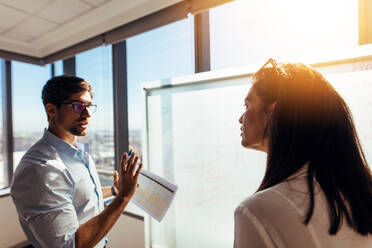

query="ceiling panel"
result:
[0,0,52,14]
[81,0,109,6]
[0,4,28,29]
[3,30,34,42]
[37,0,92,23]
[13,16,58,37]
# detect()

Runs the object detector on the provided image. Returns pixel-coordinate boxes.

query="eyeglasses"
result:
[259,58,280,75]
[61,101,97,114]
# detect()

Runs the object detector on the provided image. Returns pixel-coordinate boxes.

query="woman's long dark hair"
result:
[254,62,372,235]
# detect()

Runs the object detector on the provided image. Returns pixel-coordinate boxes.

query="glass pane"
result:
[76,45,114,186]
[12,62,50,170]
[127,17,194,160]
[54,60,63,76]
[210,0,358,70]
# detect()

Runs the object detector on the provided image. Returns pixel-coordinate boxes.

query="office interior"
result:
[1,0,372,247]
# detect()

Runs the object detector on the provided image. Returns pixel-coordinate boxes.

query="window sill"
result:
[0,187,11,197]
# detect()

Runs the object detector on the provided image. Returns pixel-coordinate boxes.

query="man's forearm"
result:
[75,196,130,248]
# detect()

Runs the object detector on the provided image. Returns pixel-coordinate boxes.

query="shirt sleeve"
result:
[234,205,275,248]
[12,161,79,248]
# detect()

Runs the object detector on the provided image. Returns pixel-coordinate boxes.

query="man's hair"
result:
[42,75,93,108]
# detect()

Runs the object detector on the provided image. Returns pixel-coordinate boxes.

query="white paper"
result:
[131,169,178,222]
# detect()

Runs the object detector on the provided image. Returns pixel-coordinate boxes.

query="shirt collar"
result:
[42,129,81,158]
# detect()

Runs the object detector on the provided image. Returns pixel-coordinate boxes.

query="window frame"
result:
[359,0,372,45]
[1,60,13,189]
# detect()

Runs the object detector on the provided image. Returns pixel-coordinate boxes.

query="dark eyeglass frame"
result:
[259,58,280,75]
[61,101,97,114]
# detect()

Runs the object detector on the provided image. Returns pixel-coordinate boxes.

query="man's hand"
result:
[113,152,142,201]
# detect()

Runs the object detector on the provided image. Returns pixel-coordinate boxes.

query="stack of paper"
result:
[131,170,178,222]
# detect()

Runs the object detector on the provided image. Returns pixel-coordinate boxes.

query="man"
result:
[11,75,142,248]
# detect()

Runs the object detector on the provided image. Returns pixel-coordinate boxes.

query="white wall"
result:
[107,214,145,248]
[0,194,145,248]
[0,195,27,247]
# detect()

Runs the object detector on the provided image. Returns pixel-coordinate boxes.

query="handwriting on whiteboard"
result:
[352,62,372,72]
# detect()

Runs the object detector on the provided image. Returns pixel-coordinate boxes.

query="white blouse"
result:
[234,166,372,248]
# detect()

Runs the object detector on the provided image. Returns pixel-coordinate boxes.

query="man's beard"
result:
[69,120,88,136]
[69,127,86,136]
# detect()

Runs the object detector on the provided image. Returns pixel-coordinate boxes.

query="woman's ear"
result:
[45,103,57,120]
[266,101,277,116]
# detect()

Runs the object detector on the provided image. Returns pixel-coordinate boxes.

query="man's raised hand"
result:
[115,152,142,201]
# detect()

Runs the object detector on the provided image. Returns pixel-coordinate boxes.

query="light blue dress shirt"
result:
[11,129,107,248]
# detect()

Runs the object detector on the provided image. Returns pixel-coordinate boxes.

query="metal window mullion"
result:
[112,41,129,171]
[63,57,76,76]
[1,60,14,187]
[50,63,55,78]
[194,11,211,73]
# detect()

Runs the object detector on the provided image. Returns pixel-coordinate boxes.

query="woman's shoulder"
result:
[235,177,311,221]
[234,179,320,247]
[236,187,276,212]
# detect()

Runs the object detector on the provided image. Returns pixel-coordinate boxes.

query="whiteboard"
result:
[143,54,372,248]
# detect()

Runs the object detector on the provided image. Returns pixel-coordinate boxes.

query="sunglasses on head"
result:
[259,58,280,74]
[61,101,97,114]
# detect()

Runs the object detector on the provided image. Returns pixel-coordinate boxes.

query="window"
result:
[12,62,50,169]
[76,45,114,186]
[127,17,195,160]
[359,0,372,45]
[54,60,63,76]
[210,0,358,70]
[127,16,194,247]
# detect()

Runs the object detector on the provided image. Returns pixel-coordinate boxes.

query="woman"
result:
[235,59,372,247]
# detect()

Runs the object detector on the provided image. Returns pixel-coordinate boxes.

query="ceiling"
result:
[0,0,182,58]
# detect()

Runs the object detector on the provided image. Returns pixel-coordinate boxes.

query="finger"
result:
[120,153,128,174]
[134,162,143,180]
[126,152,136,173]
[113,170,118,183]
[129,156,139,175]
